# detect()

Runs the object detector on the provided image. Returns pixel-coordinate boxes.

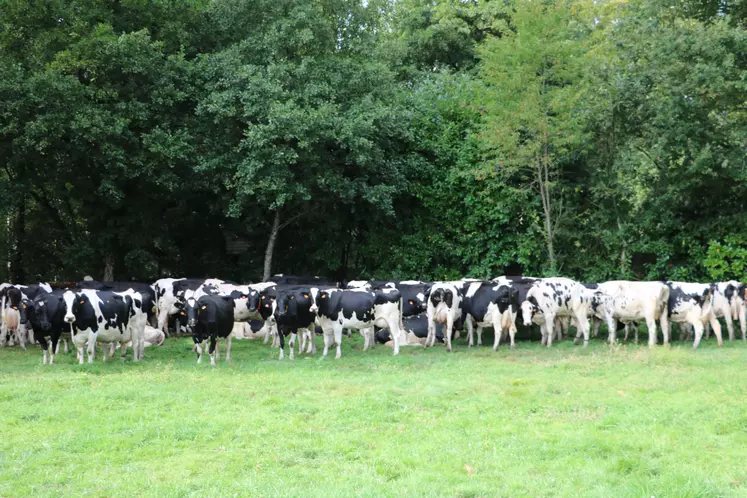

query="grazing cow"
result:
[310,287,403,358]
[425,282,463,352]
[593,281,670,346]
[269,287,316,360]
[520,278,591,347]
[184,294,234,365]
[24,290,69,364]
[64,289,134,363]
[708,281,745,342]
[665,282,718,349]
[461,280,520,350]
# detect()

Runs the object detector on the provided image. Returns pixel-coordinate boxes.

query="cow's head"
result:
[258,287,278,321]
[429,287,454,309]
[521,297,539,326]
[62,290,80,324]
[17,298,30,325]
[184,297,198,328]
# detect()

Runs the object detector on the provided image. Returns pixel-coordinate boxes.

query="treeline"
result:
[1,0,746,283]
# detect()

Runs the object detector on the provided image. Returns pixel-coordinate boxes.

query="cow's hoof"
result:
[583,341,589,348]
[573,338,579,345]
[510,344,516,350]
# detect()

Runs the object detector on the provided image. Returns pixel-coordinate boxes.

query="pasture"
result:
[1,334,746,497]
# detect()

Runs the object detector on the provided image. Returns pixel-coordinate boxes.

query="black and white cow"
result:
[461,280,520,350]
[269,287,316,360]
[271,274,337,286]
[0,282,52,347]
[24,290,69,364]
[425,282,463,352]
[520,278,591,347]
[63,289,138,363]
[153,278,224,335]
[593,281,670,346]
[184,294,235,365]
[78,280,157,327]
[310,287,403,358]
[708,281,745,342]
[665,282,718,349]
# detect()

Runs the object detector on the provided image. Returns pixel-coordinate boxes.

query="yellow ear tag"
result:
[201,305,207,310]
[289,295,294,300]
[303,293,309,298]
[79,300,85,304]
[180,311,185,316]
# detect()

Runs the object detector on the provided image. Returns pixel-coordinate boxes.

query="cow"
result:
[520,278,591,347]
[592,281,670,346]
[0,282,52,347]
[425,282,463,352]
[269,287,316,360]
[153,278,224,335]
[63,289,135,363]
[77,280,157,327]
[184,294,234,365]
[310,287,403,358]
[707,281,745,342]
[24,290,70,364]
[461,280,520,350]
[665,282,718,349]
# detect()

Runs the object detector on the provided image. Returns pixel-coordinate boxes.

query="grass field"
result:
[1,332,746,497]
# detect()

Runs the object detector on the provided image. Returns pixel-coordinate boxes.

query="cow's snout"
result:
[64,313,76,324]
[309,303,318,313]
[187,318,196,328]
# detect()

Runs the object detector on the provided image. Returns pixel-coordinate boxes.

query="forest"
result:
[1,0,745,284]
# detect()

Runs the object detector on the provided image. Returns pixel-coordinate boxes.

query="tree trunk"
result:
[262,209,281,282]
[10,200,25,283]
[103,255,115,281]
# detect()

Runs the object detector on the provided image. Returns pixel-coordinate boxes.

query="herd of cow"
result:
[0,275,744,365]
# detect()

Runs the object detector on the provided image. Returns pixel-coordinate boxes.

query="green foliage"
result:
[704,236,747,282]
[0,0,745,282]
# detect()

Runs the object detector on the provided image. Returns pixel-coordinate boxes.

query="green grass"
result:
[1,332,746,497]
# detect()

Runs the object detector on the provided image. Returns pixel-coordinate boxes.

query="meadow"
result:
[1,333,746,497]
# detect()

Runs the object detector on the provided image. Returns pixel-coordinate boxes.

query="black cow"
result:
[153,277,225,335]
[25,290,68,364]
[270,287,316,360]
[460,280,520,350]
[185,294,235,365]
[310,287,403,358]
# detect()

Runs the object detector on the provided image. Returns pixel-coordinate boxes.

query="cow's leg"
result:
[740,305,747,341]
[648,314,659,347]
[561,316,570,340]
[633,323,639,343]
[49,336,59,365]
[362,327,371,351]
[572,311,590,347]
[444,315,455,353]
[39,336,49,365]
[545,313,556,347]
[119,339,128,360]
[277,330,286,360]
[306,327,316,354]
[215,340,220,361]
[592,317,601,338]
[193,336,203,364]
[608,318,618,345]
[426,316,435,348]
[263,325,271,344]
[492,316,503,351]
[86,334,98,363]
[208,335,218,366]
[692,320,706,349]
[334,324,343,359]
[157,309,169,336]
[322,325,332,358]
[725,315,735,342]
[287,332,296,360]
[708,314,723,347]
[225,336,232,362]
[476,325,484,347]
[465,315,475,347]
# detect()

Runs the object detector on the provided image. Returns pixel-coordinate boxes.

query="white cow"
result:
[593,281,670,346]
